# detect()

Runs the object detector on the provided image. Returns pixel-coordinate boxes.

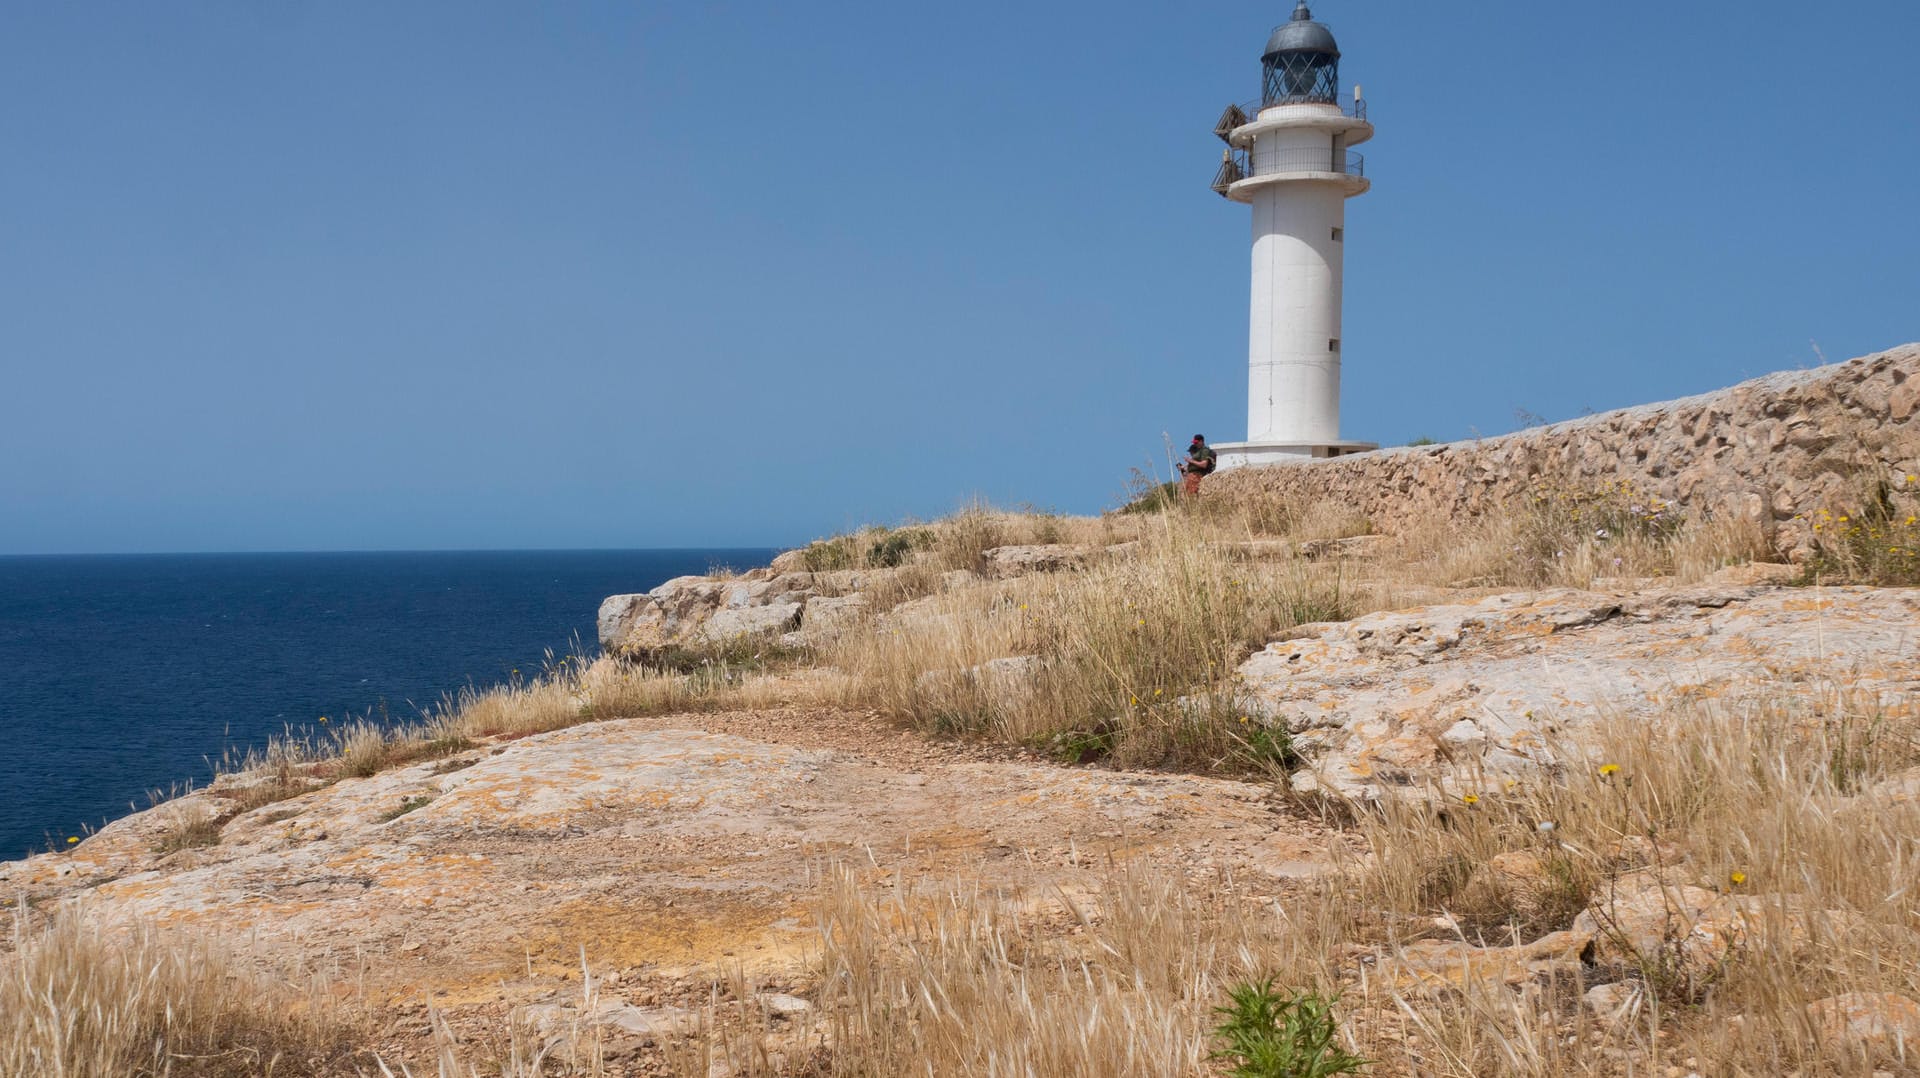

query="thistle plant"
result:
[1210,980,1368,1078]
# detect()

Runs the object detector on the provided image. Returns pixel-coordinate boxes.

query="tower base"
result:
[1213,440,1378,471]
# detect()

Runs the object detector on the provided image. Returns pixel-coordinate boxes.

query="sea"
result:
[0,548,776,861]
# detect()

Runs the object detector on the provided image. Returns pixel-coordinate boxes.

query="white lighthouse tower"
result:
[1210,2,1376,468]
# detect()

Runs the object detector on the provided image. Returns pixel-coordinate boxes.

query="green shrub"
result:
[800,534,863,571]
[1804,477,1920,585]
[1211,980,1367,1078]
[867,527,932,568]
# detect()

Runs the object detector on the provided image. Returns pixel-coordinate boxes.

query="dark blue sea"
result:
[0,549,775,860]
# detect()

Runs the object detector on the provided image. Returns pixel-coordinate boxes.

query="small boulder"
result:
[1574,871,1722,976]
[698,601,804,643]
[982,545,1089,578]
[768,549,810,574]
[1867,766,1920,805]
[1383,929,1593,995]
[1806,992,1920,1061]
[798,594,869,642]
[1297,534,1387,560]
[757,992,813,1017]
[1583,981,1644,1023]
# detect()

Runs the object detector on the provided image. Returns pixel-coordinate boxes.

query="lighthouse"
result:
[1210,1,1376,467]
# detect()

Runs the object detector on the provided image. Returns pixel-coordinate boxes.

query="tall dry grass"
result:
[1,905,362,1078]
[826,511,1355,769]
[746,686,1920,1078]
[1378,482,1771,590]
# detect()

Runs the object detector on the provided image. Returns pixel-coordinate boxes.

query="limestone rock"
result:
[1805,992,1920,1061]
[768,549,809,574]
[1583,981,1645,1023]
[1574,872,1723,975]
[790,593,869,646]
[524,999,697,1043]
[1867,766,1920,805]
[1575,871,1859,980]
[802,593,869,632]
[4,719,1312,1013]
[699,601,803,643]
[1382,929,1593,995]
[1235,585,1920,800]
[757,992,813,1017]
[1296,534,1386,560]
[599,571,823,657]
[982,544,1090,578]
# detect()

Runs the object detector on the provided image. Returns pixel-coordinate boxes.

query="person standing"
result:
[1179,434,1217,496]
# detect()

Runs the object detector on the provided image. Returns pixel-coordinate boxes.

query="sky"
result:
[2,1,1916,554]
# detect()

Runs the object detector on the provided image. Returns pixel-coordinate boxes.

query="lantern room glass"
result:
[1262,50,1339,107]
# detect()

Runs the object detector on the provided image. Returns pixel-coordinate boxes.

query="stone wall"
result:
[1206,344,1920,560]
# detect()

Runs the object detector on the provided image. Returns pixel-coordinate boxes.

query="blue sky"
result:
[3,1,1915,554]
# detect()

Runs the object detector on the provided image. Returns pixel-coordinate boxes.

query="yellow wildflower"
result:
[66,836,78,844]
[1729,871,1747,886]
[1461,793,1479,805]
[1598,763,1621,777]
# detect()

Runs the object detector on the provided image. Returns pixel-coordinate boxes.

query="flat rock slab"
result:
[1240,584,1920,800]
[2,720,1330,1004]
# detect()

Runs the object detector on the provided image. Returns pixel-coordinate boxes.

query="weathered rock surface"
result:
[1238,584,1920,800]
[982,544,1090,578]
[1381,930,1593,995]
[2,714,1337,1005]
[1296,534,1388,560]
[600,568,877,657]
[1207,344,1920,560]
[1805,992,1920,1061]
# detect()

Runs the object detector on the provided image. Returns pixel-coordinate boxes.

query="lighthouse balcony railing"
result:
[1240,96,1367,122]
[1227,148,1366,180]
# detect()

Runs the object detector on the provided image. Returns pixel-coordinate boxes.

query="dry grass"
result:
[650,686,1919,1077]
[825,517,1355,769]
[1378,481,1770,591]
[1,905,363,1077]
[150,800,223,854]
[817,485,1767,771]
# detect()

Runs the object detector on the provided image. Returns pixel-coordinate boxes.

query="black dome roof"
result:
[1263,1,1339,60]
